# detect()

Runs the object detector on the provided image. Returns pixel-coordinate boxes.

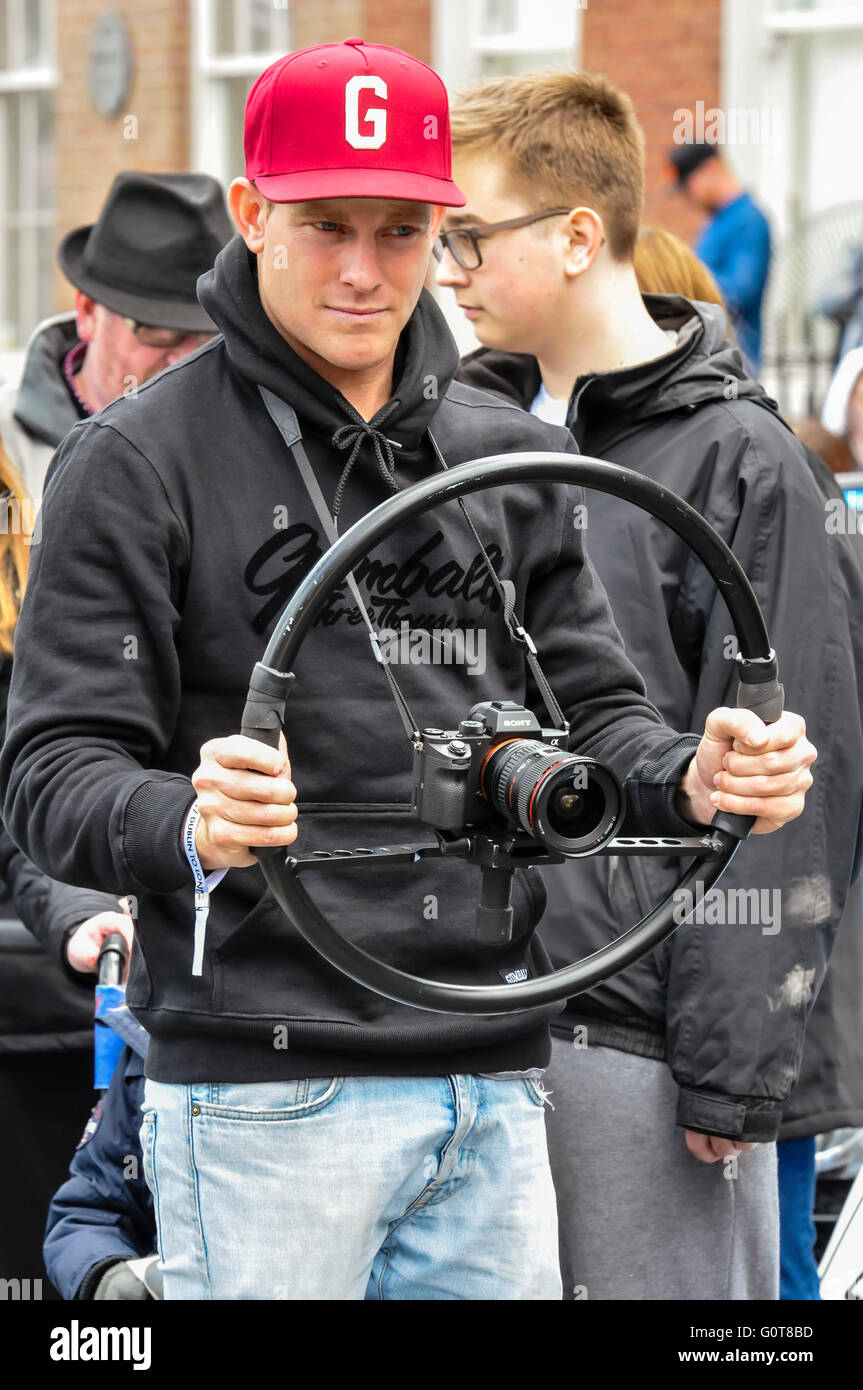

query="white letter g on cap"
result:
[345,75,387,149]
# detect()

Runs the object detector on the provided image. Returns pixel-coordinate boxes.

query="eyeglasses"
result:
[432,208,573,271]
[123,318,216,349]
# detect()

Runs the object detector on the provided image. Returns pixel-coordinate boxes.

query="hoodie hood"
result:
[458,294,782,440]
[197,233,460,453]
[571,294,775,424]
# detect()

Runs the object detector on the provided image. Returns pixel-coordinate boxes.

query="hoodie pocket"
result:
[208,804,544,1022]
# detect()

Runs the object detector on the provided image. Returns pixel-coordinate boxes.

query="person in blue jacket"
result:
[669,142,771,372]
[43,1007,159,1300]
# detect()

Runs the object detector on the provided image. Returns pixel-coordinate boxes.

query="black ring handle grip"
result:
[709,671,785,842]
[235,452,780,1013]
[240,664,295,860]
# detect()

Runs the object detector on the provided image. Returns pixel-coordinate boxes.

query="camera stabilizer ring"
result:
[240,452,784,1016]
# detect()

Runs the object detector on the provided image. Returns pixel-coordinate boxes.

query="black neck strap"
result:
[259,385,570,750]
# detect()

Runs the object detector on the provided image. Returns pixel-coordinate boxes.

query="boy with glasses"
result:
[445,68,863,1301]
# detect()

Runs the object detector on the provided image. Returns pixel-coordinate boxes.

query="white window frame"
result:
[470,0,582,60]
[766,3,863,36]
[435,0,581,95]
[189,0,292,187]
[0,0,58,351]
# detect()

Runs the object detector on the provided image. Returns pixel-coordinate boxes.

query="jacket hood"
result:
[13,313,81,447]
[459,294,781,432]
[197,233,460,452]
[581,294,775,421]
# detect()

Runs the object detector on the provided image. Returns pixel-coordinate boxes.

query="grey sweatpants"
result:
[545,1038,779,1301]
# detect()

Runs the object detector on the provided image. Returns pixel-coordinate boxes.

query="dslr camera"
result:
[414,700,624,857]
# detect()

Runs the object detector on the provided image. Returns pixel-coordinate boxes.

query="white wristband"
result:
[182,802,228,976]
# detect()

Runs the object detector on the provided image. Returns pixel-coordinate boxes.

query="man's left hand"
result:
[65,906,134,979]
[677,708,816,833]
[684,1130,758,1164]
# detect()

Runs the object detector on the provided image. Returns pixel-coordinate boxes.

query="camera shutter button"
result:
[448,741,469,755]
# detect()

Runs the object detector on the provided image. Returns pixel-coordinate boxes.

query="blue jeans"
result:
[778,1136,821,1300]
[140,1073,562,1300]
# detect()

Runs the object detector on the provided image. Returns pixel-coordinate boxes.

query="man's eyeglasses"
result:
[123,318,216,349]
[432,208,572,271]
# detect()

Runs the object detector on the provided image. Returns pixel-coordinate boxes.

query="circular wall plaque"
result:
[88,11,134,119]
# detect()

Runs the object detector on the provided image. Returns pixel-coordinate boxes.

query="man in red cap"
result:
[2,40,815,1300]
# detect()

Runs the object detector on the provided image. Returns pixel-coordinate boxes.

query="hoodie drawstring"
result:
[331,397,402,524]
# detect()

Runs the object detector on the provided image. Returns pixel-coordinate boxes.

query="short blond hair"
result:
[450,70,645,261]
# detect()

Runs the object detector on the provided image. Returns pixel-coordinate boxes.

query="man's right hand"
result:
[191,733,298,871]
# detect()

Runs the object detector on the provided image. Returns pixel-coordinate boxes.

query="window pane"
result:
[250,0,272,51]
[4,95,19,213]
[225,74,257,183]
[35,220,53,323]
[251,0,290,53]
[24,0,41,65]
[480,49,574,75]
[35,86,53,212]
[4,228,20,349]
[213,0,235,56]
[0,90,55,345]
[480,0,518,34]
[0,3,56,349]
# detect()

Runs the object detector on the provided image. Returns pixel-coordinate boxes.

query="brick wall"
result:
[54,0,191,312]
[292,0,364,50]
[581,0,722,245]
[364,0,431,65]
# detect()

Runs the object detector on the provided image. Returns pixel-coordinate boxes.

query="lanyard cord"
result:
[292,433,423,748]
[425,430,569,735]
[260,386,422,748]
[259,385,570,752]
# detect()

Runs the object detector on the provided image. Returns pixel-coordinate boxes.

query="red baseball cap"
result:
[244,38,465,207]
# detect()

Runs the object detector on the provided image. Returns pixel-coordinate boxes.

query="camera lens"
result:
[482,739,623,856]
[545,773,614,843]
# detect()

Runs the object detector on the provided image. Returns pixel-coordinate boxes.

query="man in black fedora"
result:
[0,171,233,500]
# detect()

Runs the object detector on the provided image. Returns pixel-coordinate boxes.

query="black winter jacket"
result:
[0,241,706,1084]
[0,659,122,1052]
[458,295,863,1142]
[0,313,87,502]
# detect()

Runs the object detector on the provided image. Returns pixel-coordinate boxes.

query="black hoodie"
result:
[1,242,703,1083]
[458,295,863,1141]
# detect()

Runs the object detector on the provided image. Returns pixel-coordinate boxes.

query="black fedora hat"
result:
[57,171,234,332]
